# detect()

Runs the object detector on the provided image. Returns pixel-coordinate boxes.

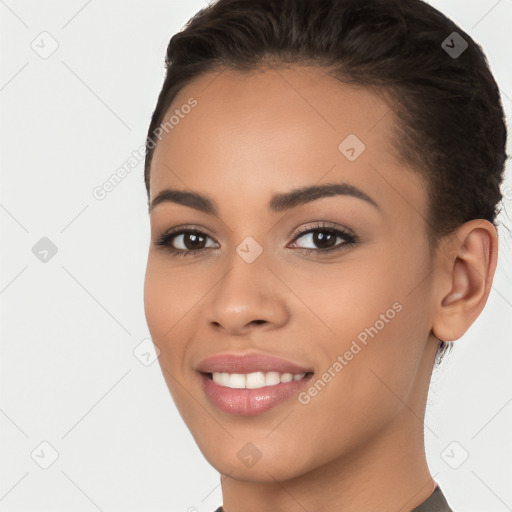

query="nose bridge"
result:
[214,241,269,310]
[204,239,289,332]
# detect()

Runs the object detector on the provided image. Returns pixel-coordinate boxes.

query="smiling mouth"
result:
[203,371,314,389]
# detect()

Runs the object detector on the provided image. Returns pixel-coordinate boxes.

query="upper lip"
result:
[197,353,314,375]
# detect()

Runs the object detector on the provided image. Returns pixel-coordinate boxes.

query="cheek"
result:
[143,259,169,342]
[279,254,401,344]
[143,256,191,362]
[143,258,199,416]
[293,298,425,470]
[295,246,430,392]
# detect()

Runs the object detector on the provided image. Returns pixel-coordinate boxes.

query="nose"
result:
[204,254,290,336]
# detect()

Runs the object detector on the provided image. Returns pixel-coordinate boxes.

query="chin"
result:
[197,439,313,483]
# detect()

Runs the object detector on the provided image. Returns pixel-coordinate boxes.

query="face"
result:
[144,66,441,481]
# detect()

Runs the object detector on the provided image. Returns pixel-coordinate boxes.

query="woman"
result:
[142,0,508,510]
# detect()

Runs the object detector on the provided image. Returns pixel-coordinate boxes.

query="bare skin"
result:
[143,65,498,512]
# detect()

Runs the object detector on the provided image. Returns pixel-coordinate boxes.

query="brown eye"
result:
[290,226,357,253]
[156,228,218,257]
[308,230,338,250]
[155,224,357,258]
[178,232,208,250]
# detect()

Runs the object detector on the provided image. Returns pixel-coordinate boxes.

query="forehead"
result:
[149,65,427,220]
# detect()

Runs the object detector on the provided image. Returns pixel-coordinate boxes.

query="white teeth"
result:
[264,371,281,386]
[212,371,308,389]
[245,371,266,389]
[228,373,246,388]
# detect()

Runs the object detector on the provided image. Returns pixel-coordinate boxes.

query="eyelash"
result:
[155,222,358,258]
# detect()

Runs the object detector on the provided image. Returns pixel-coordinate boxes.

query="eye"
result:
[155,227,218,257]
[288,222,358,255]
[155,222,358,258]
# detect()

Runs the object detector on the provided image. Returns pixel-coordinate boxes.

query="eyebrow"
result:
[148,182,379,214]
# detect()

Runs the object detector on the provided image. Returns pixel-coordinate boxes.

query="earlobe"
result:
[432,220,498,342]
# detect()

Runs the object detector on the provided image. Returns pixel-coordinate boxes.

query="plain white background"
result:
[0,1,511,511]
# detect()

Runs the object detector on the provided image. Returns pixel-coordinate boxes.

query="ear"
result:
[431,219,499,342]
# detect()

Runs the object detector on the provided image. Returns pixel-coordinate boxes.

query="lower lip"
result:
[200,372,314,416]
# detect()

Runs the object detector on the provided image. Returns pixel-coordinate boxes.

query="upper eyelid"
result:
[163,222,346,237]
[291,222,353,237]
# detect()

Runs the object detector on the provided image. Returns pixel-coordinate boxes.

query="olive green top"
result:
[411,486,453,512]
[213,485,453,512]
